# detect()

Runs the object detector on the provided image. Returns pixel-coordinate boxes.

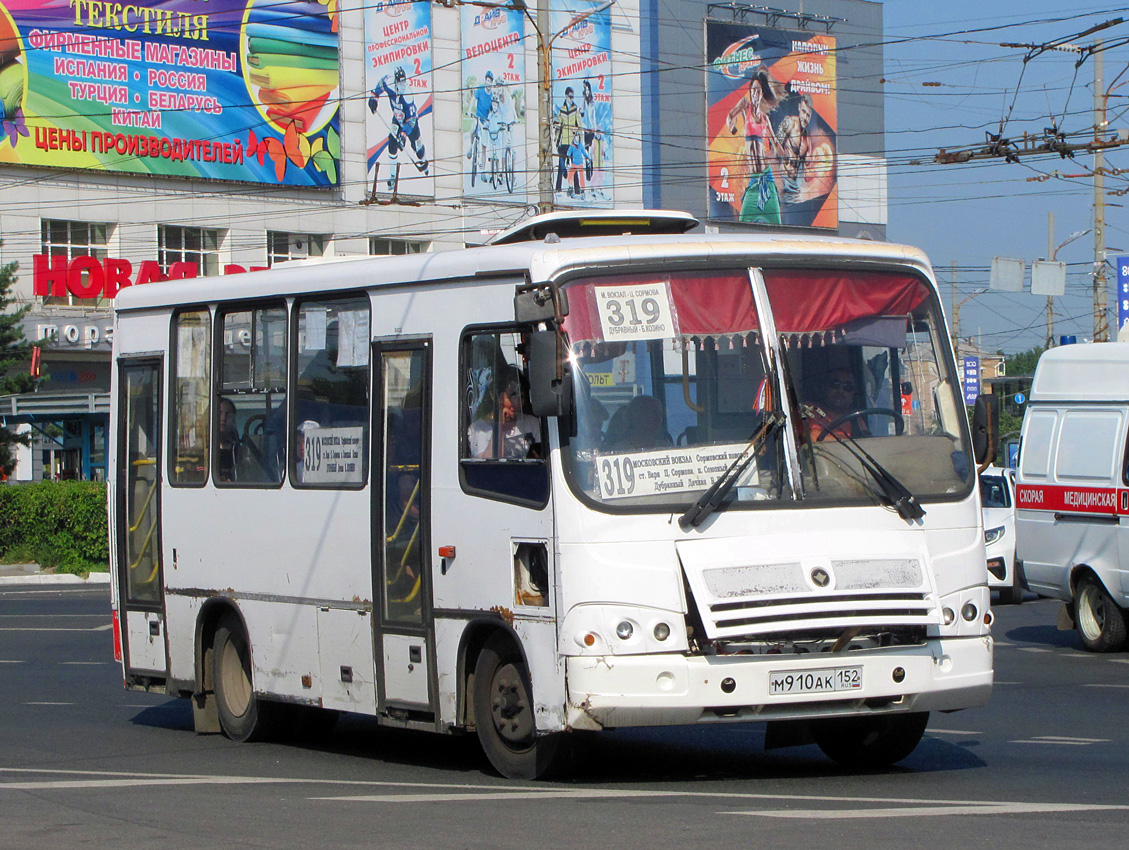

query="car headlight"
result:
[984,525,1006,545]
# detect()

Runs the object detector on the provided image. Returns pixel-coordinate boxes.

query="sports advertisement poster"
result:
[0,0,340,186]
[460,3,527,200]
[364,0,432,197]
[550,0,612,209]
[706,21,837,228]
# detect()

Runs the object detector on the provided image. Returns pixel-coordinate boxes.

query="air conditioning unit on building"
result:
[289,236,308,259]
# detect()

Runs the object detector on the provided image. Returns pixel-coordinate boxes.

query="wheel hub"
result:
[490,663,532,743]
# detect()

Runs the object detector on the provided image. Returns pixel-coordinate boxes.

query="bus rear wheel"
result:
[214,614,275,742]
[473,635,563,779]
[811,711,929,769]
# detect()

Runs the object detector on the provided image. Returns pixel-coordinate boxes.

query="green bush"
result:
[0,482,109,575]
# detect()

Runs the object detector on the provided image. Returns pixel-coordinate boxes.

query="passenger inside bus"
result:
[603,395,673,452]
[468,366,541,459]
[216,397,240,482]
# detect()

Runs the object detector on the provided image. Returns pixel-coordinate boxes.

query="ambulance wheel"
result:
[812,712,929,769]
[1075,575,1127,653]
[473,634,564,779]
[214,614,275,742]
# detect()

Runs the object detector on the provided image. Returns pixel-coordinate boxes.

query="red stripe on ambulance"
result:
[1015,484,1126,515]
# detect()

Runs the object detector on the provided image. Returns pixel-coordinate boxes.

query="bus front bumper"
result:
[563,635,993,731]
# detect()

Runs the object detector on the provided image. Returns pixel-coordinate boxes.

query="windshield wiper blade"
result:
[679,412,785,529]
[819,430,925,521]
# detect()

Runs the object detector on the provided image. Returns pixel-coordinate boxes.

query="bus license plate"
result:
[768,666,863,695]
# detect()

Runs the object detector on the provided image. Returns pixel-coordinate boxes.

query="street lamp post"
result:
[1045,213,1090,349]
[951,288,987,360]
[473,0,614,214]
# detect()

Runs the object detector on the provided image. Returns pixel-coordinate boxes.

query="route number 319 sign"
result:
[595,281,680,342]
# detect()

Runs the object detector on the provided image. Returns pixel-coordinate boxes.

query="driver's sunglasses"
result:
[828,379,855,392]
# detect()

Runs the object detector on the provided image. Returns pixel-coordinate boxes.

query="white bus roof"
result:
[1029,342,1129,403]
[114,217,934,314]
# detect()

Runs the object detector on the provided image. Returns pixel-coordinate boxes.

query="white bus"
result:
[109,211,994,778]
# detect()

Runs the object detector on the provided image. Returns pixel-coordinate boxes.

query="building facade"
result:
[0,0,883,480]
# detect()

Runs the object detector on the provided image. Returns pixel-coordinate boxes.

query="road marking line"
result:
[993,681,1021,685]
[314,789,684,803]
[0,660,24,664]
[722,803,1127,819]
[1110,659,1129,665]
[1010,740,1093,746]
[927,729,980,736]
[25,702,74,706]
[1032,735,1109,742]
[1018,647,1054,653]
[0,628,108,632]
[4,767,1127,818]
[1085,683,1129,689]
[59,661,109,666]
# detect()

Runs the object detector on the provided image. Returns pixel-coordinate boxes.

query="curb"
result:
[0,572,111,586]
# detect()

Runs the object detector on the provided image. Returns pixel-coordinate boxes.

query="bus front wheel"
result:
[213,614,274,742]
[811,711,929,769]
[473,635,563,779]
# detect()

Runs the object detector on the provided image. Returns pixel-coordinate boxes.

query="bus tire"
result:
[473,635,563,779]
[1075,575,1127,652]
[811,711,929,769]
[213,614,274,742]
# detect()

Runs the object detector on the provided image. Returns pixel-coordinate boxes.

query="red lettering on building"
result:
[31,255,200,299]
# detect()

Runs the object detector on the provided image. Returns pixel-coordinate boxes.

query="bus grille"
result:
[685,558,941,640]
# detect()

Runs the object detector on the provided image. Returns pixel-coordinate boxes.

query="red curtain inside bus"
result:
[563,270,929,342]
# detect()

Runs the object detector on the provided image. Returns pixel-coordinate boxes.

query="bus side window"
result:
[459,328,549,508]
[216,303,287,486]
[292,296,370,488]
[170,308,210,486]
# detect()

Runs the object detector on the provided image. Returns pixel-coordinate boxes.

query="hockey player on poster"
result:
[369,66,429,192]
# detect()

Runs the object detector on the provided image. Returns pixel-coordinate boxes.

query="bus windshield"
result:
[560,267,972,512]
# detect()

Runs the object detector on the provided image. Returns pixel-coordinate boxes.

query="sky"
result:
[878,1,1129,354]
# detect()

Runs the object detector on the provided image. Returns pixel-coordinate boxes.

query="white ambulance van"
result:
[1015,343,1129,652]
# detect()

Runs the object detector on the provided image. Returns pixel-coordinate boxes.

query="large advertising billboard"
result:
[460,4,528,200]
[0,0,340,186]
[550,0,613,208]
[364,0,432,198]
[706,21,837,228]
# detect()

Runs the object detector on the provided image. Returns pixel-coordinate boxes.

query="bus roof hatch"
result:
[488,210,699,245]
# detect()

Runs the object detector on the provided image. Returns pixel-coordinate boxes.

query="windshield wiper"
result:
[818,429,926,521]
[679,412,785,529]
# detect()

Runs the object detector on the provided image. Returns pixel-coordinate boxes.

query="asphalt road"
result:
[2,583,1127,850]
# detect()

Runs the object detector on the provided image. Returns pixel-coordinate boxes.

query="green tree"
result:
[1004,345,1044,377]
[0,256,36,476]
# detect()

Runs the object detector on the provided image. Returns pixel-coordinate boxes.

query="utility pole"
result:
[1047,211,1055,348]
[1094,43,1109,341]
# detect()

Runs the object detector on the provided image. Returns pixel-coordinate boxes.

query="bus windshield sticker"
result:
[301,425,364,484]
[595,281,680,342]
[595,443,764,501]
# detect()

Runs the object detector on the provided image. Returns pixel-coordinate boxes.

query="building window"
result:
[40,219,111,307]
[267,232,326,266]
[370,238,427,256]
[159,226,220,277]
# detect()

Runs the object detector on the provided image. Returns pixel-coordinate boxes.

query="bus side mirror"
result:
[527,330,573,419]
[971,393,999,467]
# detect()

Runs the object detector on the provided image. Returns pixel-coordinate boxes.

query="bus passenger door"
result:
[115,359,168,682]
[372,340,436,715]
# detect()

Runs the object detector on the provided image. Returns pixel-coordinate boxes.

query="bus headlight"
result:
[562,605,688,655]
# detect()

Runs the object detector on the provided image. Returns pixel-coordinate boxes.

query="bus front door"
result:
[115,359,168,683]
[373,341,436,716]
